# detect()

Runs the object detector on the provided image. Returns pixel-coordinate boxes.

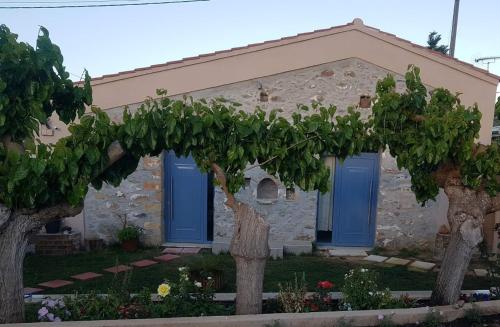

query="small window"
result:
[285,187,296,201]
[256,178,278,204]
[359,95,371,108]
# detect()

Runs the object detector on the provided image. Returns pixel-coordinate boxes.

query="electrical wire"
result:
[0,0,208,9]
[3,0,143,3]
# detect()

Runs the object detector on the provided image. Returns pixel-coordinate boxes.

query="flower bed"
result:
[26,267,500,325]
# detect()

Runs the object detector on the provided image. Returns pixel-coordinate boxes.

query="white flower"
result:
[207,276,212,280]
[369,292,373,296]
[194,281,202,288]
[38,307,48,317]
[178,266,187,272]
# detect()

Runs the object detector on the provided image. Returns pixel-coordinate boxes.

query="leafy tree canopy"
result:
[0,24,378,210]
[372,66,499,203]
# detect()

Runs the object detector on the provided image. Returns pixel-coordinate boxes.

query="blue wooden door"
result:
[164,152,208,243]
[332,153,379,247]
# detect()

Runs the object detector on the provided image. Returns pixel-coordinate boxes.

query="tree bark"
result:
[431,183,491,305]
[0,203,83,323]
[211,164,270,315]
[0,207,30,323]
[230,202,269,314]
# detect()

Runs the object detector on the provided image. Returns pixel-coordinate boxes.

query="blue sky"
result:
[1,0,500,85]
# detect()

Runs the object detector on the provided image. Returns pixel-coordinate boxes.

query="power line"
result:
[0,0,208,9]
[2,0,144,3]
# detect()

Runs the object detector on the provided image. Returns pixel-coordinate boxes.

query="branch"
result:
[15,202,84,228]
[211,163,237,210]
[244,135,319,172]
[105,140,126,169]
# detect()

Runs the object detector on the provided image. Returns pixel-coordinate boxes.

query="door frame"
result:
[163,151,211,244]
[316,152,380,247]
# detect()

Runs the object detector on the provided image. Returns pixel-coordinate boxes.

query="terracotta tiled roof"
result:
[83,19,500,84]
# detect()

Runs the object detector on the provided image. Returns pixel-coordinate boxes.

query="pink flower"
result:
[317,280,334,289]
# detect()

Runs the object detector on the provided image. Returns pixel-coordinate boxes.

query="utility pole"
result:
[449,0,460,57]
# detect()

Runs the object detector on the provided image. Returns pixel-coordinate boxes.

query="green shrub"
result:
[117,225,142,242]
[340,268,392,310]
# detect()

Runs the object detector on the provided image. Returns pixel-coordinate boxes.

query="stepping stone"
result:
[363,255,388,263]
[181,247,201,255]
[162,247,184,255]
[38,280,73,289]
[24,287,44,295]
[385,257,411,266]
[131,259,158,268]
[103,265,132,274]
[408,260,436,272]
[474,268,489,277]
[154,254,179,262]
[71,272,103,281]
[329,249,368,257]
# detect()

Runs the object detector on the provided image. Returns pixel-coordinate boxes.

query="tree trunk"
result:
[431,220,477,304]
[210,163,270,315]
[0,202,83,323]
[0,208,29,324]
[230,203,269,315]
[431,184,489,305]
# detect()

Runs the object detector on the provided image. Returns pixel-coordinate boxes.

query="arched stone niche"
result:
[256,178,278,204]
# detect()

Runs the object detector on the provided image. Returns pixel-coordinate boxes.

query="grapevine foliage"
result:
[372,66,499,203]
[0,26,376,209]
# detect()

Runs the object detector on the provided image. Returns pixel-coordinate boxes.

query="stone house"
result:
[45,19,499,253]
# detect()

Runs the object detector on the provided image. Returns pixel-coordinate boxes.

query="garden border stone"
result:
[19,296,500,327]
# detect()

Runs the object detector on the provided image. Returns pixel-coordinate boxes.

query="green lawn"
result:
[24,247,492,294]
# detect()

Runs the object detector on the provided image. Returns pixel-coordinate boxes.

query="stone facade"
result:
[83,58,447,249]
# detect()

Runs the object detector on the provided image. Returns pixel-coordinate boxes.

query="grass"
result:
[24,247,492,294]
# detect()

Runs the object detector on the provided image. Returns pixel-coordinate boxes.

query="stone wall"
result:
[84,157,163,246]
[83,58,446,249]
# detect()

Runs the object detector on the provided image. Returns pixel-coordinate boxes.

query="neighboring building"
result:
[43,19,499,252]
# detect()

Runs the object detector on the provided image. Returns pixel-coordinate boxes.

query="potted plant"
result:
[117,225,142,252]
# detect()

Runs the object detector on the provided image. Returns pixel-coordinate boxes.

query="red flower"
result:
[317,280,334,289]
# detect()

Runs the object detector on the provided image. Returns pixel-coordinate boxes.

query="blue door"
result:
[164,152,208,243]
[332,153,379,247]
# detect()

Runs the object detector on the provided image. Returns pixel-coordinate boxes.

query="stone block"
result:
[212,239,231,254]
[363,255,388,263]
[154,254,179,262]
[131,259,158,268]
[329,248,368,257]
[38,280,73,288]
[143,156,161,170]
[103,265,133,274]
[143,181,160,191]
[284,241,312,255]
[474,268,488,277]
[408,261,435,272]
[385,257,411,266]
[269,242,284,259]
[71,272,103,281]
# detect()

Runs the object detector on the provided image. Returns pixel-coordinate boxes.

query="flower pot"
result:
[44,220,62,234]
[121,239,139,252]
